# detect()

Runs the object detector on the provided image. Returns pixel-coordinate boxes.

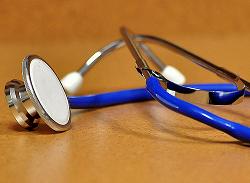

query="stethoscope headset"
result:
[4,27,250,143]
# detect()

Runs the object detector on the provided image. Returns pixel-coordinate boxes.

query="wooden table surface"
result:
[1,1,250,182]
[0,35,250,183]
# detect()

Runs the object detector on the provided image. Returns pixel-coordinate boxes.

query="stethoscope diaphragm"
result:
[5,55,71,131]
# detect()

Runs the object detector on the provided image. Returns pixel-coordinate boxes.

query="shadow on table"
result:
[7,122,59,135]
[5,103,250,147]
[112,104,250,147]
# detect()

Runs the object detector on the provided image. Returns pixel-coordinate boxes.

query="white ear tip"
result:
[61,72,83,95]
[161,66,186,85]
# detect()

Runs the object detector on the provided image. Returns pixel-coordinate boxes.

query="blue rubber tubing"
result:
[68,83,249,109]
[146,77,250,142]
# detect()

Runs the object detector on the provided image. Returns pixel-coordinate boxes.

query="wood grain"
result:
[1,1,250,182]
[1,0,250,42]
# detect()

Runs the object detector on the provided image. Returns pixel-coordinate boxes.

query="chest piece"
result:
[5,55,71,131]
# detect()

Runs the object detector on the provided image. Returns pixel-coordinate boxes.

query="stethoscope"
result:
[4,27,250,143]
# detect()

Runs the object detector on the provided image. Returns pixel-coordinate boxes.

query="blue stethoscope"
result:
[4,27,250,143]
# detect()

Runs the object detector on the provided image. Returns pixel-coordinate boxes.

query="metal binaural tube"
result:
[77,39,167,76]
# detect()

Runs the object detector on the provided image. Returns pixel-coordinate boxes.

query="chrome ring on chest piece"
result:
[5,55,71,131]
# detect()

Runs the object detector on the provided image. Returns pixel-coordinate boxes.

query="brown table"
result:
[1,36,250,183]
[1,1,250,182]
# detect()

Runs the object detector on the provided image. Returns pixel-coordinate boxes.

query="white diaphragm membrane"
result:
[29,58,70,126]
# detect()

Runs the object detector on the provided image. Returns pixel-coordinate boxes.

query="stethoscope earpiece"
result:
[61,71,83,95]
[5,55,71,131]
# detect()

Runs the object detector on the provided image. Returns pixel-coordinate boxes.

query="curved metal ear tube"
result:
[120,27,246,105]
[61,39,186,95]
[5,55,71,131]
[133,34,249,92]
